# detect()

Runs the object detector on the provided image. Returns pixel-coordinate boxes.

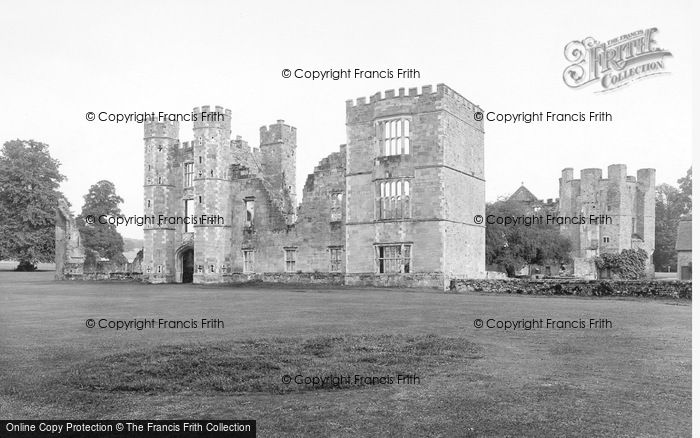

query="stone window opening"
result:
[158,176,162,184]
[376,244,411,274]
[157,265,162,273]
[147,199,151,208]
[243,250,254,273]
[284,248,297,272]
[197,265,203,274]
[329,247,342,272]
[377,118,410,156]
[199,196,203,203]
[330,192,343,222]
[210,169,214,177]
[199,156,203,164]
[378,179,410,220]
[603,236,610,243]
[209,264,215,273]
[184,163,194,187]
[244,199,255,227]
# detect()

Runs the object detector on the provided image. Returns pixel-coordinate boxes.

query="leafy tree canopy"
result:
[654,168,692,271]
[0,139,65,270]
[485,199,571,276]
[77,180,125,261]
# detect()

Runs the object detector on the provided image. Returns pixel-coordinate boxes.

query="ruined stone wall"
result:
[293,146,346,272]
[229,145,346,275]
[259,120,297,217]
[55,198,85,279]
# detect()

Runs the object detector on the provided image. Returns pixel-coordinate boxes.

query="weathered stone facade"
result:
[140,84,486,288]
[558,165,655,278]
[55,197,85,279]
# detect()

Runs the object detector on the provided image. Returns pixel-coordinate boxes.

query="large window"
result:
[378,179,410,220]
[243,250,254,273]
[284,248,297,272]
[377,118,410,156]
[376,244,411,274]
[184,163,194,187]
[329,247,342,272]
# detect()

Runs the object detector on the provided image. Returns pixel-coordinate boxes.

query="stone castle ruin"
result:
[56,84,656,286]
[136,83,486,289]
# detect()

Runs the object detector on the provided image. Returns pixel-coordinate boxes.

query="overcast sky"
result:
[0,0,691,239]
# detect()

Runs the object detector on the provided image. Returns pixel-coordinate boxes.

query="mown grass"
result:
[66,335,482,394]
[0,271,691,437]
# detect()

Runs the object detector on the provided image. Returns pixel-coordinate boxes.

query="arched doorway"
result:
[181,248,194,283]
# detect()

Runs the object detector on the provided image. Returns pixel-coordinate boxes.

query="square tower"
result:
[344,84,485,289]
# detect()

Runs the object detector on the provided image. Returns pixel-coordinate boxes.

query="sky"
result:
[0,0,692,239]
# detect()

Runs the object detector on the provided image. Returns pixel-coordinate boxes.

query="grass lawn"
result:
[0,270,691,437]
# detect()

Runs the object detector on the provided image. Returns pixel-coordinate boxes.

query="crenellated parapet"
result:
[345,83,484,131]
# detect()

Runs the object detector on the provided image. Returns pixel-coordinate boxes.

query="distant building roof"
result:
[122,250,140,263]
[508,185,539,203]
[676,216,692,251]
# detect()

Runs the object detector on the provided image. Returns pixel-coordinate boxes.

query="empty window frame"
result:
[378,179,410,220]
[376,244,411,274]
[244,198,255,227]
[329,247,342,272]
[243,250,254,273]
[330,192,343,222]
[377,118,410,156]
[284,248,297,272]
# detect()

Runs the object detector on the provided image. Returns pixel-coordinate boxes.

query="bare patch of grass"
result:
[65,334,481,395]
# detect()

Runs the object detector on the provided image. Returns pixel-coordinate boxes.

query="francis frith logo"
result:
[563,28,672,92]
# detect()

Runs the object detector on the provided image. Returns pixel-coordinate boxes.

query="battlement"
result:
[260,120,296,145]
[192,105,232,131]
[561,165,655,185]
[345,83,482,113]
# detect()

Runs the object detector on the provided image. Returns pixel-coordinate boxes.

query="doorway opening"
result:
[181,248,194,283]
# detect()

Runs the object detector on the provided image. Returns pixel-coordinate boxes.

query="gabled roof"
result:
[676,216,692,251]
[508,185,539,203]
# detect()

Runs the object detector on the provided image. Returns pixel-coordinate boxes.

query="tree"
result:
[77,180,125,261]
[654,168,692,272]
[485,199,571,276]
[0,140,65,270]
[677,167,692,214]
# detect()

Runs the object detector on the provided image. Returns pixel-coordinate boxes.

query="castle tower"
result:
[143,118,179,283]
[344,84,485,289]
[558,165,656,278]
[192,105,233,283]
[259,120,297,221]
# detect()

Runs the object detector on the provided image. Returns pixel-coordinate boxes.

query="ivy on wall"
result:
[594,249,649,279]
